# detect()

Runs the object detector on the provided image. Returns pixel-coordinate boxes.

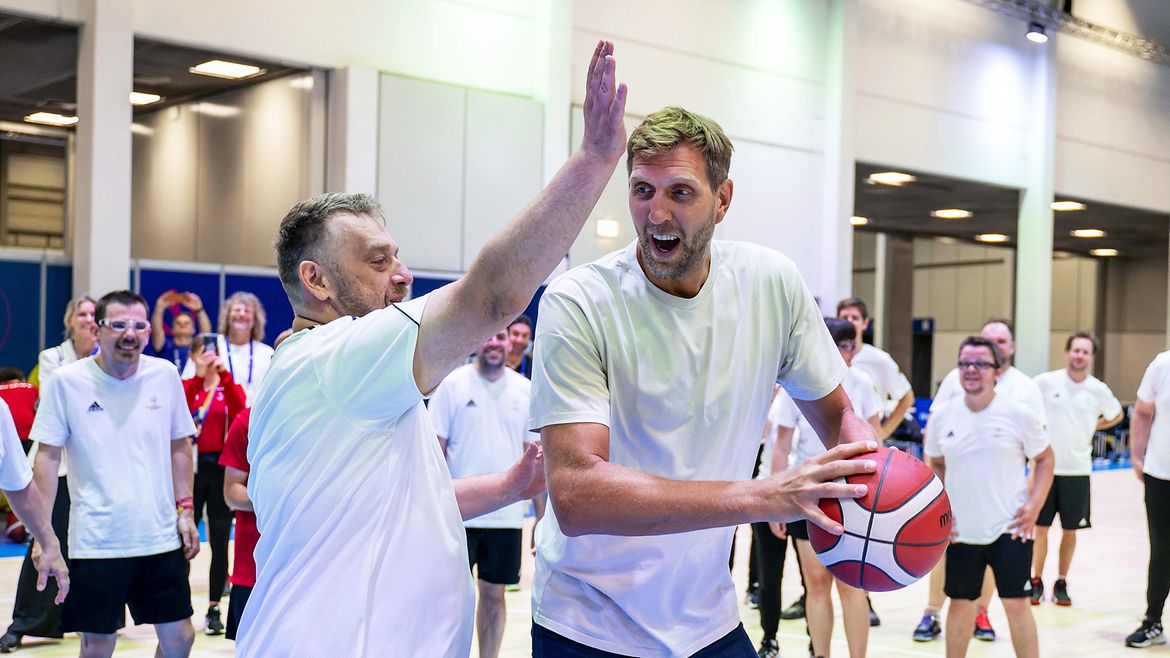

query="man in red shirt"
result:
[0,367,37,452]
[219,406,257,641]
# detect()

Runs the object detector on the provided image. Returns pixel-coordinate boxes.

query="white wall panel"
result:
[131,105,198,261]
[377,75,465,272]
[462,90,543,270]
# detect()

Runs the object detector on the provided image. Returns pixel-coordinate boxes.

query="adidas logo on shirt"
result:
[465,400,477,408]
[87,401,104,413]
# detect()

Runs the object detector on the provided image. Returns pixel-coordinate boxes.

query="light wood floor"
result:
[0,469,1163,656]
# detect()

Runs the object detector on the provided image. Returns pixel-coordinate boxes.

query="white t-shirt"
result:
[528,241,844,657]
[429,364,532,529]
[769,369,882,469]
[933,365,1047,426]
[924,395,1049,544]
[1034,369,1122,475]
[182,338,273,403]
[30,356,195,559]
[1136,351,1170,480]
[240,295,474,658]
[0,401,33,492]
[852,343,912,415]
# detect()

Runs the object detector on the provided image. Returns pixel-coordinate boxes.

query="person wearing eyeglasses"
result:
[29,290,200,658]
[923,336,1053,658]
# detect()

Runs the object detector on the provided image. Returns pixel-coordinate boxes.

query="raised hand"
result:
[581,40,628,164]
[760,441,878,535]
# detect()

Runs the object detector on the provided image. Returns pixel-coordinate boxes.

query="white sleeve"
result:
[877,351,912,400]
[775,267,845,401]
[923,404,946,458]
[167,369,197,440]
[1019,406,1050,459]
[529,289,610,431]
[859,379,883,421]
[37,348,60,388]
[428,374,457,439]
[1096,381,1123,422]
[1024,378,1047,427]
[769,388,801,429]
[931,369,961,410]
[316,295,429,427]
[0,402,32,492]
[1137,355,1165,403]
[28,373,68,448]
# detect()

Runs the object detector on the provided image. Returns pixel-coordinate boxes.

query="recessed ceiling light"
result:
[1052,200,1087,212]
[595,218,620,239]
[1026,22,1048,44]
[975,233,1009,243]
[1070,229,1106,239]
[936,236,958,245]
[1089,248,1118,257]
[931,208,973,220]
[867,171,916,186]
[24,112,78,127]
[129,91,162,106]
[189,60,265,80]
[850,216,869,226]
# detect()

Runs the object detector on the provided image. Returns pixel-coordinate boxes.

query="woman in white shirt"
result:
[37,294,98,386]
[214,292,275,401]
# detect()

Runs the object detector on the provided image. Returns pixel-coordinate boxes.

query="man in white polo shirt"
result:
[238,41,630,658]
[32,290,199,658]
[430,328,539,658]
[1031,332,1121,607]
[925,336,1053,658]
[529,106,879,657]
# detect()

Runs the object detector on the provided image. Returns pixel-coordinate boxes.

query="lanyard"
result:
[227,340,254,385]
[172,345,187,371]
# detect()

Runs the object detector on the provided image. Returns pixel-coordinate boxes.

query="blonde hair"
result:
[218,291,267,342]
[63,294,97,339]
[626,106,734,191]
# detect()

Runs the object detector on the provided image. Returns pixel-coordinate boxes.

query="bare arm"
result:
[879,389,915,440]
[793,384,878,449]
[151,293,169,352]
[542,421,877,537]
[767,425,795,539]
[1008,446,1054,541]
[7,483,69,603]
[1096,410,1124,432]
[1132,399,1154,482]
[171,438,199,560]
[223,467,253,512]
[32,445,61,515]
[454,441,545,520]
[411,41,627,394]
[928,454,945,483]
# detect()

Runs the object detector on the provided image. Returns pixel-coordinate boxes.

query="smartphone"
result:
[199,333,219,354]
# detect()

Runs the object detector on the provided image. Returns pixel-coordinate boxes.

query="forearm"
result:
[196,310,211,333]
[1131,408,1153,464]
[1027,455,1055,510]
[224,483,253,512]
[171,442,194,501]
[454,471,524,521]
[32,450,60,515]
[5,486,59,549]
[796,385,877,449]
[880,391,915,439]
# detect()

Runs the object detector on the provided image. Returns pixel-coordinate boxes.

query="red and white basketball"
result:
[808,446,951,592]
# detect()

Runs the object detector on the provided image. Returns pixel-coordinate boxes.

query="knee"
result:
[80,633,118,656]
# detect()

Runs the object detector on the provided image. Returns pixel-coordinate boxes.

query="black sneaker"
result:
[1029,577,1043,606]
[756,636,779,658]
[780,595,805,620]
[868,597,881,627]
[1126,619,1166,648]
[0,632,21,653]
[1053,578,1072,607]
[912,614,941,642]
[204,604,225,636]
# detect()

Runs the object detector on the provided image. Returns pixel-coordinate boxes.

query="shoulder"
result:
[544,246,632,299]
[252,341,275,357]
[139,356,182,381]
[1033,370,1059,386]
[847,367,877,391]
[504,368,531,391]
[716,241,800,279]
[995,395,1042,426]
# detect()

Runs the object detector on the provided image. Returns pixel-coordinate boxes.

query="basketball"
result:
[807,446,951,592]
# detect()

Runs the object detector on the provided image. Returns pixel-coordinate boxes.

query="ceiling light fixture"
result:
[931,208,973,220]
[1089,248,1118,257]
[867,171,916,186]
[975,233,1009,243]
[595,218,620,239]
[1026,22,1048,44]
[24,112,78,127]
[1070,229,1106,239]
[189,60,264,79]
[1052,200,1087,212]
[850,216,869,226]
[129,91,163,106]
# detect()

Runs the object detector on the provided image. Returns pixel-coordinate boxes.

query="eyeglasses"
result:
[98,319,150,333]
[957,359,996,371]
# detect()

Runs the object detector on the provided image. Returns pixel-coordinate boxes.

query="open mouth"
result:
[649,234,681,257]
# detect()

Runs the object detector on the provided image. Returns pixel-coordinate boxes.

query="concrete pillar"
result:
[878,234,915,375]
[1013,36,1058,375]
[326,67,380,195]
[820,0,858,313]
[73,0,133,297]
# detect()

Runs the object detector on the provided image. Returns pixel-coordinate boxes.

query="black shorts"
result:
[787,519,809,541]
[225,584,252,641]
[944,535,1032,600]
[61,548,193,634]
[466,528,522,585]
[1037,475,1091,530]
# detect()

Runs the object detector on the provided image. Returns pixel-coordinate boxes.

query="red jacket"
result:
[0,382,37,440]
[183,370,246,454]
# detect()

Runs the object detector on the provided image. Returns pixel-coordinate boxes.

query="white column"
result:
[1013,37,1058,375]
[819,0,858,314]
[326,67,380,195]
[536,0,572,277]
[73,0,133,297]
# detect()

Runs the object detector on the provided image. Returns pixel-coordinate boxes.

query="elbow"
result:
[547,481,591,538]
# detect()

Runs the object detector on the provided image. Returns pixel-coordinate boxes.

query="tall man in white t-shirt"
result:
[529,106,880,657]
[924,336,1053,658]
[1031,332,1121,607]
[837,297,915,439]
[430,328,540,658]
[239,42,632,657]
[31,290,200,658]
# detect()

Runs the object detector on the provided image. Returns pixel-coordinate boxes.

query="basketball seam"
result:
[840,529,948,548]
[858,450,895,591]
[873,472,937,515]
[891,487,950,576]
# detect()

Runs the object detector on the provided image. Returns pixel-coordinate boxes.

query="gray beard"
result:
[638,217,715,281]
